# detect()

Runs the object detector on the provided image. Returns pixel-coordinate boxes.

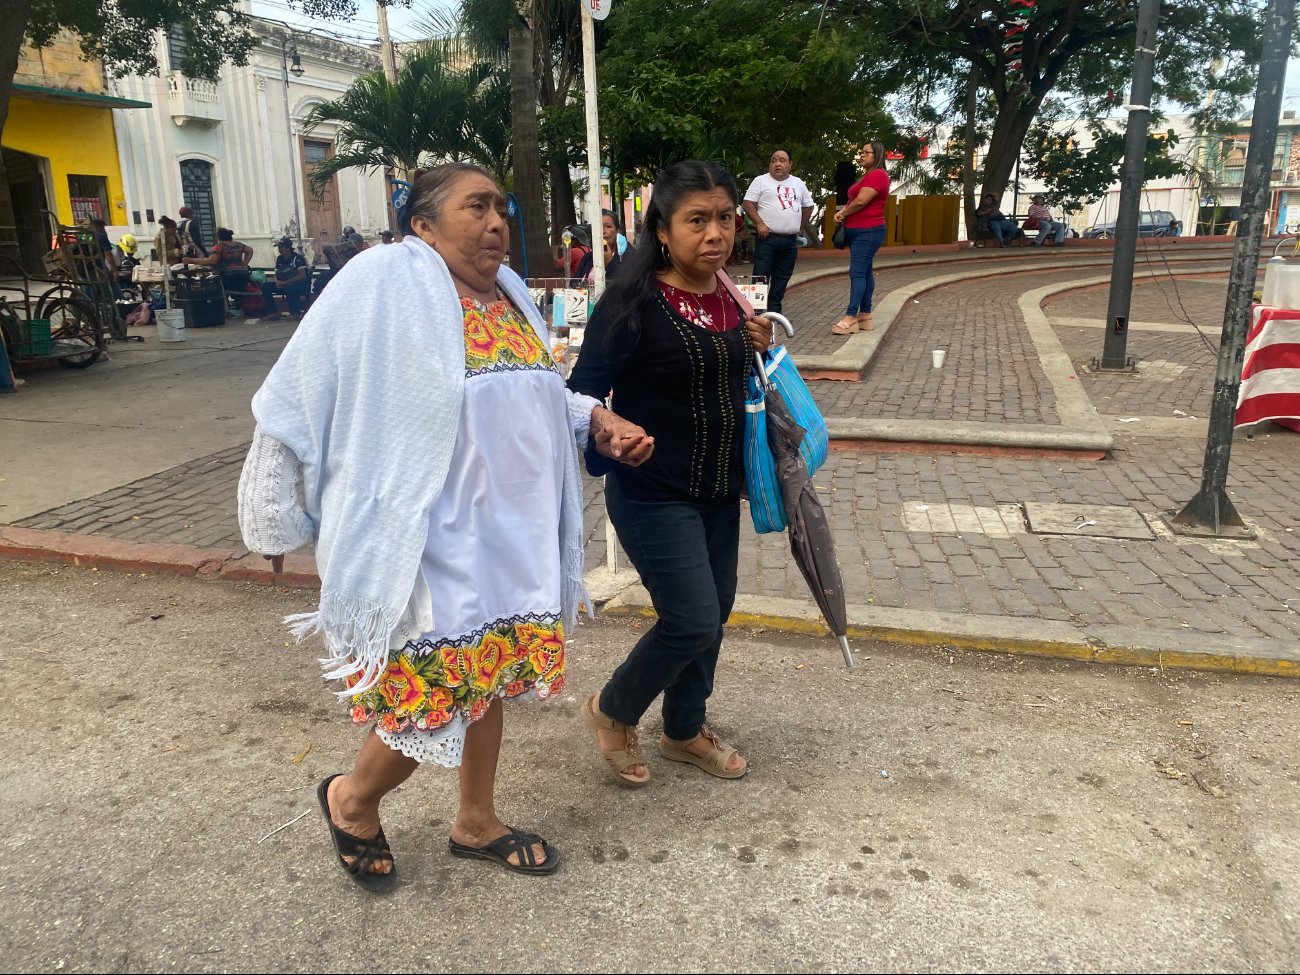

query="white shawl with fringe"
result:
[247,235,591,695]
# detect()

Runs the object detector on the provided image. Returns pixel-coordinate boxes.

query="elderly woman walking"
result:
[239,163,651,890]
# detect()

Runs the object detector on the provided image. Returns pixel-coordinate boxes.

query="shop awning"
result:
[11,83,151,110]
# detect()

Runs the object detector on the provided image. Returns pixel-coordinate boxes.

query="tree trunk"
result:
[508,26,549,278]
[962,60,979,240]
[549,155,575,242]
[980,87,1048,204]
[0,0,35,265]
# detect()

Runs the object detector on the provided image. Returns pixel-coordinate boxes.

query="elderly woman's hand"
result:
[592,407,655,467]
[745,315,773,354]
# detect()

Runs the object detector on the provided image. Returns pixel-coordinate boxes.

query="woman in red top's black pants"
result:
[832,141,891,335]
[568,161,773,789]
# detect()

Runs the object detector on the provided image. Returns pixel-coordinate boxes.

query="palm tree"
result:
[301,43,503,194]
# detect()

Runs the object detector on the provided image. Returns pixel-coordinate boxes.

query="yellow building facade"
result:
[3,32,148,269]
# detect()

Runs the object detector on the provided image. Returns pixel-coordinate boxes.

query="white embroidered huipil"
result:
[239,237,600,767]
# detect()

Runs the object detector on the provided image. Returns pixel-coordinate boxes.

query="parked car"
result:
[1086,210,1181,239]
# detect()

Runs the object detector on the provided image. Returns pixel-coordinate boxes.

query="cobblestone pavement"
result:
[1047,275,1229,419]
[736,433,1300,642]
[17,248,1300,649]
[16,445,613,565]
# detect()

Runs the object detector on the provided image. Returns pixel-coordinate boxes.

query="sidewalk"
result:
[5,242,1299,677]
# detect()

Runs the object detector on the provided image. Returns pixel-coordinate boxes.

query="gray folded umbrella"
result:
[752,322,854,669]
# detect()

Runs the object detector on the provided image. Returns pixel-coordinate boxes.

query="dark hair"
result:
[158,215,177,229]
[593,160,737,350]
[862,140,888,174]
[90,218,107,230]
[770,148,791,161]
[217,227,233,241]
[399,162,493,235]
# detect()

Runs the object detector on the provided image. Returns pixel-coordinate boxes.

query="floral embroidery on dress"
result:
[346,613,566,734]
[462,296,554,377]
[658,283,740,334]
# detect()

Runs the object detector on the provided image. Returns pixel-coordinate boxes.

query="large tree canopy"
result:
[584,0,891,198]
[825,0,1270,199]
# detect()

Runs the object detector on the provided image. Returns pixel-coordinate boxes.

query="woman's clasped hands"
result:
[592,406,655,466]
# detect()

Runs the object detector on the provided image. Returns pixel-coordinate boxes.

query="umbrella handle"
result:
[764,311,794,338]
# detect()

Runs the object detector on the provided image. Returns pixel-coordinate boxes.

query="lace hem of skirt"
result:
[372,687,545,767]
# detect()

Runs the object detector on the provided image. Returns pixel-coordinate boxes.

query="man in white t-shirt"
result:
[742,148,815,312]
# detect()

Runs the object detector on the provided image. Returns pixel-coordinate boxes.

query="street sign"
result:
[582,0,611,20]
[391,180,411,209]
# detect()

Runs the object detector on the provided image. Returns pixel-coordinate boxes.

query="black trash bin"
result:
[173,273,226,328]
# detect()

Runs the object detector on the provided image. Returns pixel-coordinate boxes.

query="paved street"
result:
[2,561,1298,973]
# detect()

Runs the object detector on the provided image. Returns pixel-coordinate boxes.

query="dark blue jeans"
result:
[987,217,1019,244]
[845,225,886,315]
[599,476,740,740]
[261,278,309,315]
[752,233,799,312]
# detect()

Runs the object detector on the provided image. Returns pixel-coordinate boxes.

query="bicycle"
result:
[1273,233,1300,260]
[0,256,105,369]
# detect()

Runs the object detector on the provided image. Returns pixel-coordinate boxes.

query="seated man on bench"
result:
[975,193,1021,247]
[260,236,309,322]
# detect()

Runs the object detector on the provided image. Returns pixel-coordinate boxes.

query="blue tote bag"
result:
[744,344,829,533]
[714,271,828,535]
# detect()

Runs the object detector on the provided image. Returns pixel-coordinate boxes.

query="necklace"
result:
[662,281,730,332]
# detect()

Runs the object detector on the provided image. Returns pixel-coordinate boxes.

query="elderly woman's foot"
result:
[660,725,748,779]
[856,312,875,331]
[449,816,555,873]
[831,315,859,335]
[318,773,396,889]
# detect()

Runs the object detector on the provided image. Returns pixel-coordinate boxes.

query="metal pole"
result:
[581,5,618,572]
[581,10,605,298]
[1172,0,1296,533]
[281,39,305,254]
[1099,0,1160,370]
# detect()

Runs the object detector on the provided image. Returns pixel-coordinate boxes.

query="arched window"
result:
[179,158,217,247]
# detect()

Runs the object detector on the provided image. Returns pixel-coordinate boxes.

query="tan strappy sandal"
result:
[659,725,748,779]
[581,694,650,787]
[856,311,875,331]
[831,315,859,335]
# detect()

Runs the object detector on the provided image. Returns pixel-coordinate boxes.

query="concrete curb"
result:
[5,527,1296,679]
[603,584,1300,679]
[0,526,236,577]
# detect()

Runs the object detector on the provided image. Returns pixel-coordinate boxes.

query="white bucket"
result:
[932,349,946,368]
[157,308,186,343]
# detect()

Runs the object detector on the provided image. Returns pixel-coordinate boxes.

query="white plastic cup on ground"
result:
[932,349,946,368]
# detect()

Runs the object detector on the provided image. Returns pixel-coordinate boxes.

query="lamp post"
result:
[280,37,306,253]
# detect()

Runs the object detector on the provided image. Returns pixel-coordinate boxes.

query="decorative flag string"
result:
[1003,0,1037,102]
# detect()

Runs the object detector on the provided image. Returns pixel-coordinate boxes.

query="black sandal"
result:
[316,773,397,892]
[448,828,560,876]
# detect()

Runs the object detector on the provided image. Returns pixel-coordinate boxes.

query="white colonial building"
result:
[107,14,391,265]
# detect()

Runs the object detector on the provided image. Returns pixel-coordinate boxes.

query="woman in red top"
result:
[832,141,890,334]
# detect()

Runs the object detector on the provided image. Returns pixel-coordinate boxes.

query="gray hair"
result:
[399,162,494,234]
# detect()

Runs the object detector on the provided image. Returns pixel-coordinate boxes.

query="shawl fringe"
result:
[284,591,403,698]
